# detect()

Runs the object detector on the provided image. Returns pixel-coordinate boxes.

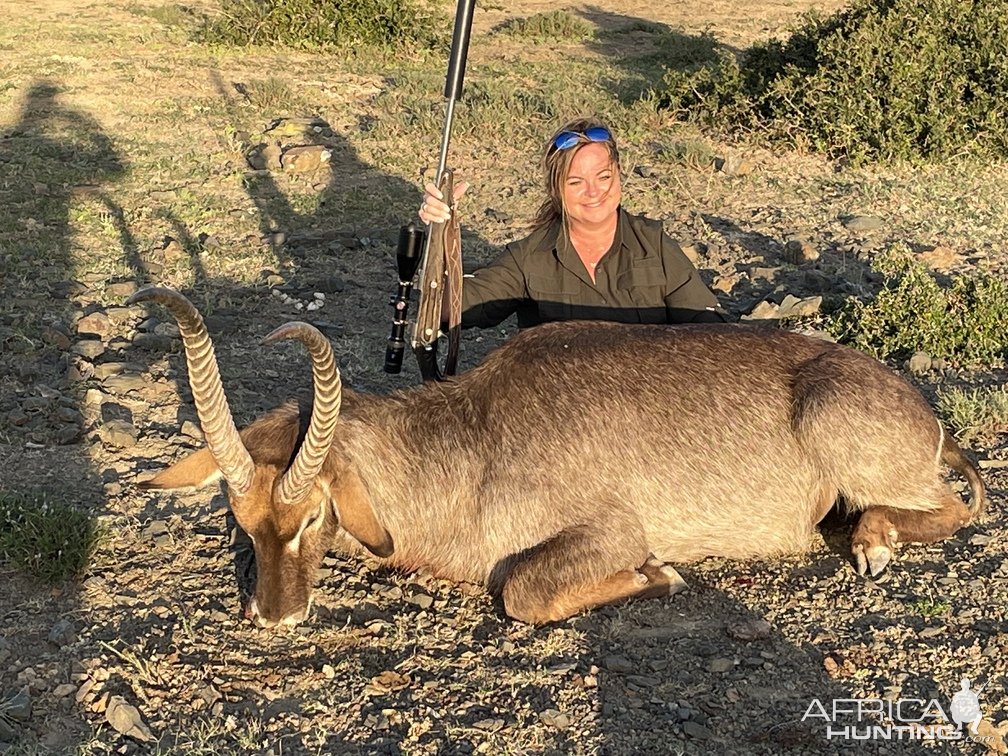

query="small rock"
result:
[842,215,884,232]
[105,282,138,300]
[741,300,781,320]
[52,683,77,698]
[72,340,106,360]
[727,618,772,641]
[784,238,820,264]
[714,154,754,176]
[102,375,147,394]
[48,619,76,647]
[907,351,932,375]
[180,420,203,441]
[682,721,714,739]
[105,696,154,742]
[539,709,570,729]
[603,655,635,674]
[98,420,138,448]
[76,312,112,340]
[281,145,331,173]
[407,593,433,610]
[131,333,175,352]
[777,294,822,319]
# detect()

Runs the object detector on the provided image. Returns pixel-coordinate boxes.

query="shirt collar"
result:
[550,206,627,257]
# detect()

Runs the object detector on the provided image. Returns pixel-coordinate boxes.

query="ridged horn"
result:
[262,321,342,506]
[127,287,255,495]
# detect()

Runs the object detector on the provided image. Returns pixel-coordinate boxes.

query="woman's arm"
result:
[660,234,725,323]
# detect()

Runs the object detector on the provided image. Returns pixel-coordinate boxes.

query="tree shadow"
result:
[577,6,739,106]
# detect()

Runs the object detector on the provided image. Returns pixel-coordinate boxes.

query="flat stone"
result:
[538,709,570,729]
[842,215,884,232]
[98,420,137,448]
[707,657,734,673]
[742,300,781,320]
[603,655,635,673]
[72,340,106,360]
[683,721,714,739]
[105,696,154,742]
[77,312,112,339]
[778,294,822,319]
[130,333,175,352]
[105,282,138,299]
[102,375,147,394]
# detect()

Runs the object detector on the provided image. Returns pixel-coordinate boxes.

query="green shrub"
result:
[827,245,1008,366]
[494,10,594,42]
[203,0,444,50]
[659,0,1008,162]
[937,386,1008,446]
[0,491,100,584]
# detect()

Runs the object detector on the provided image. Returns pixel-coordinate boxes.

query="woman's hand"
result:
[418,179,469,225]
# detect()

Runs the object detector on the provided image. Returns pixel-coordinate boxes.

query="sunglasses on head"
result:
[550,126,612,153]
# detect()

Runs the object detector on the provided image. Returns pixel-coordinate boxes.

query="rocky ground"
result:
[2,0,1008,753]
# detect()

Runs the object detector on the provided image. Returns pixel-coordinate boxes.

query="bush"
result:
[937,386,1008,447]
[826,246,1008,366]
[659,0,1008,162]
[204,0,444,50]
[0,491,100,584]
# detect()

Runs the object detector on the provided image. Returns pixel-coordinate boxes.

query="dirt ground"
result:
[1,0,1007,753]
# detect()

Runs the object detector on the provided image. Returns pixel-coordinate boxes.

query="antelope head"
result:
[129,288,393,628]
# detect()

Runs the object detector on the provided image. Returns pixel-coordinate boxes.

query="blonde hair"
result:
[530,116,621,233]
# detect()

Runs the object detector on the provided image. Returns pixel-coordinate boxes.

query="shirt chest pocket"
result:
[616,263,666,295]
[526,275,582,301]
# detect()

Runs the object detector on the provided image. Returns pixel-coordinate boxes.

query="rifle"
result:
[384,0,476,381]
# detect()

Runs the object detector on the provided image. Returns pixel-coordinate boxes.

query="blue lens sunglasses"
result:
[550,126,612,153]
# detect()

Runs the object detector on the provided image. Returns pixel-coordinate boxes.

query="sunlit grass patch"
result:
[0,491,101,585]
[494,10,594,42]
[938,386,1008,448]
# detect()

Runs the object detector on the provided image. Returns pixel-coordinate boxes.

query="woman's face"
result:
[561,142,621,230]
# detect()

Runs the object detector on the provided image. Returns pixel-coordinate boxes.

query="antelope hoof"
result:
[643,557,689,595]
[853,543,893,577]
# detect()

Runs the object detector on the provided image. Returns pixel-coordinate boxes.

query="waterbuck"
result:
[131,287,985,627]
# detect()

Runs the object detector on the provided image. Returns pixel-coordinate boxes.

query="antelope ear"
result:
[138,448,223,490]
[330,466,394,558]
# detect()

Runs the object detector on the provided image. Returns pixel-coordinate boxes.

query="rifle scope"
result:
[384,221,426,374]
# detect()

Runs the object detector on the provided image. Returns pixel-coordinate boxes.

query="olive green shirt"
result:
[460,208,722,328]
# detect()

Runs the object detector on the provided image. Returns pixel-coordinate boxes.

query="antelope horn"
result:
[127,287,255,495]
[262,322,342,506]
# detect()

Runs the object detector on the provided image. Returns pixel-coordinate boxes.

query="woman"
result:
[418,116,723,328]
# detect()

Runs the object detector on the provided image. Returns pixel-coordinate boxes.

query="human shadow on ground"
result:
[0,79,125,751]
